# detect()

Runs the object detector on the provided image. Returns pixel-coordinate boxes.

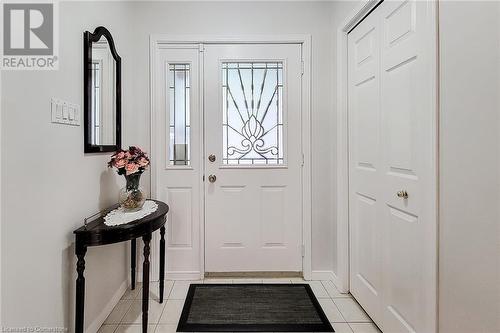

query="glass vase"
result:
[119,173,146,212]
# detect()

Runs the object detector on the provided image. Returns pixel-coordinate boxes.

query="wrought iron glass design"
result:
[222,62,284,165]
[168,64,191,166]
[91,60,101,145]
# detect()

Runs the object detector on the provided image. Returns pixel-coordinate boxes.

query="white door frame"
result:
[150,35,313,280]
[335,0,439,294]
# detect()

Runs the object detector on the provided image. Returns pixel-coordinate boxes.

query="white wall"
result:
[330,0,361,280]
[1,2,134,331]
[438,1,500,332]
[1,0,342,329]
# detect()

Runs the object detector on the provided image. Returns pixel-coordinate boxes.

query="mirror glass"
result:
[90,36,116,146]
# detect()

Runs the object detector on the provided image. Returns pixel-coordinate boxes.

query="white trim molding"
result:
[150,34,313,280]
[311,270,340,285]
[166,271,203,281]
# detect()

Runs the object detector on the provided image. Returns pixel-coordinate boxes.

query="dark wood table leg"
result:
[131,238,136,290]
[142,233,152,333]
[75,243,87,333]
[159,225,166,303]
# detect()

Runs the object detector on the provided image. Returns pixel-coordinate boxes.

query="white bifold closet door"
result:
[348,1,437,332]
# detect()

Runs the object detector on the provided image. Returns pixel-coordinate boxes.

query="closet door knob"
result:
[396,190,409,199]
[208,175,217,183]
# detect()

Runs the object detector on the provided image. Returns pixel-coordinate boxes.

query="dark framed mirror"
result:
[84,26,121,153]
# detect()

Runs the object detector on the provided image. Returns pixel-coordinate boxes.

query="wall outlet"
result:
[51,98,80,126]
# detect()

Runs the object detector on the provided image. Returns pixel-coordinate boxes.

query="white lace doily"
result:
[104,200,159,226]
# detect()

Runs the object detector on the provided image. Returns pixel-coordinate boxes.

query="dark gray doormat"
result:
[177,284,334,332]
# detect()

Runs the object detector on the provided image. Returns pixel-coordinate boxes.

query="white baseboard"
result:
[311,270,347,293]
[86,280,128,333]
[166,271,202,280]
[310,270,335,281]
[330,272,343,291]
[136,272,202,282]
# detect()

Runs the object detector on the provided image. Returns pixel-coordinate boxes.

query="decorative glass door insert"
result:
[222,62,284,165]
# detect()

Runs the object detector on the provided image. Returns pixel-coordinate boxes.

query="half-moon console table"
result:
[73,200,169,333]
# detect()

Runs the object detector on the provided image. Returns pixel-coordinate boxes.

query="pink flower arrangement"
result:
[108,146,150,175]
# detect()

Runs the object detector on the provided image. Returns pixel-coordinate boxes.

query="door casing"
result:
[149,35,312,280]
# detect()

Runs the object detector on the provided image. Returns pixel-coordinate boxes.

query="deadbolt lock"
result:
[208,154,216,162]
[208,175,217,183]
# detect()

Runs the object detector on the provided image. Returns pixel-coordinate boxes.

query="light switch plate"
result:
[51,98,80,126]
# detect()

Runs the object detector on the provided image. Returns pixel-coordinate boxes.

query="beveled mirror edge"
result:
[84,26,122,154]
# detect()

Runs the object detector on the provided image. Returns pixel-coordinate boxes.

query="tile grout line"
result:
[324,281,352,325]
[119,281,171,326]
[156,280,177,325]
[321,280,376,325]
[117,298,134,325]
[110,323,118,333]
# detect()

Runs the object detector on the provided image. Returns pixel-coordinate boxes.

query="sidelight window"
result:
[168,63,191,166]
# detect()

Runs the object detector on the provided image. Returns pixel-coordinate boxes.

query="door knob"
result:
[208,154,216,162]
[397,190,409,199]
[208,175,217,183]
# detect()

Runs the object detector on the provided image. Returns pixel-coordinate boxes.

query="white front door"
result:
[203,44,303,272]
[349,1,437,332]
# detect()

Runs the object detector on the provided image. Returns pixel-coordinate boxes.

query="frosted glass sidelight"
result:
[168,64,191,166]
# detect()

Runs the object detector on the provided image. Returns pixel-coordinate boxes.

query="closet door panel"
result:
[379,1,436,332]
[348,11,383,326]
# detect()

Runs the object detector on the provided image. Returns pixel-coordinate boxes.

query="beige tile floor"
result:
[99,278,381,333]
